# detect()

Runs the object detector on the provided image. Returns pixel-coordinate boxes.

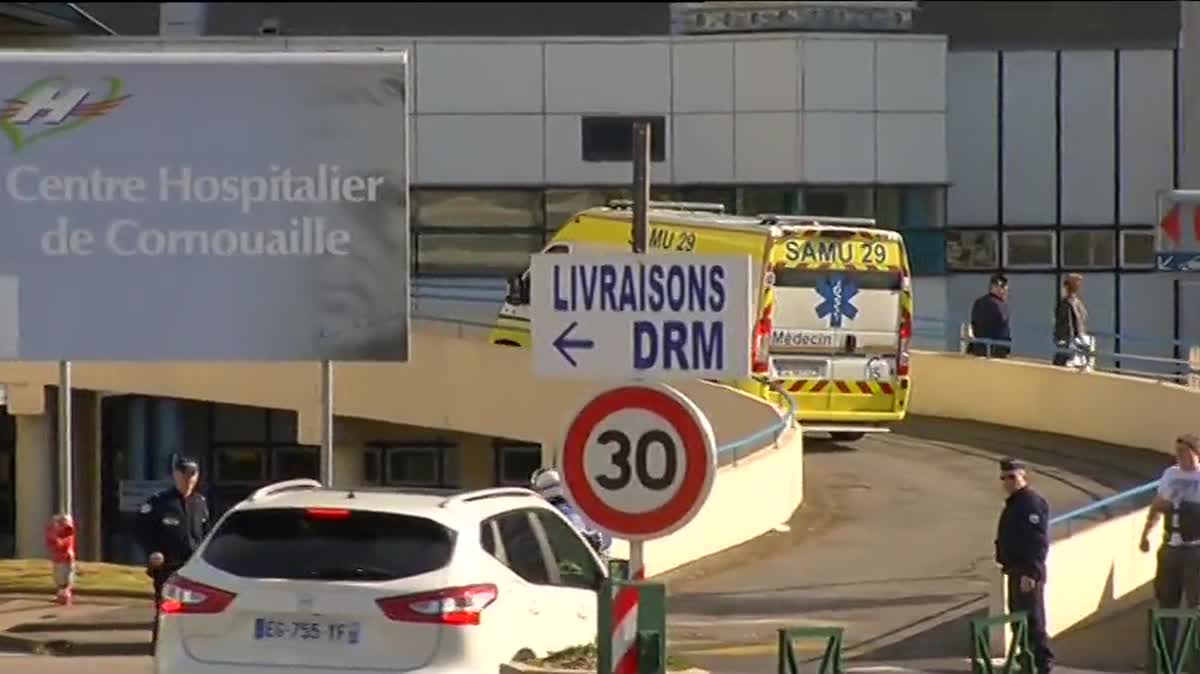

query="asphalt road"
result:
[659,415,1168,673]
[0,654,148,672]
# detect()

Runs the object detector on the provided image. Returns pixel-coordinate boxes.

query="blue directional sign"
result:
[530,253,753,380]
[1156,252,1200,272]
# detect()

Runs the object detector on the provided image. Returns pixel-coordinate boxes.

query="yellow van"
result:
[489,201,773,348]
[489,203,913,440]
[742,218,914,441]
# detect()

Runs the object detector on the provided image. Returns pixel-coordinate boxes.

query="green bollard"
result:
[1148,608,1200,674]
[968,613,1034,674]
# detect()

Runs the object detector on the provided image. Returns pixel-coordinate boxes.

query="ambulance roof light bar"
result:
[757,214,878,227]
[607,199,726,214]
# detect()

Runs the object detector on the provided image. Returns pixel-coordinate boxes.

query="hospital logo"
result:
[815,274,859,328]
[1,76,131,152]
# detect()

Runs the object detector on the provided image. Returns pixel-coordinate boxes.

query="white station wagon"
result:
[154,479,608,674]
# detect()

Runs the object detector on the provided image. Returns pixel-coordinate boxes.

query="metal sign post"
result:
[57,360,72,517]
[632,121,651,256]
[320,360,334,487]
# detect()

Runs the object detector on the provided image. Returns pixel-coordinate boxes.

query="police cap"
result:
[999,457,1025,473]
[172,455,200,474]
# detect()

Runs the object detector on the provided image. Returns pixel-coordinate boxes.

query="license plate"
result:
[253,617,361,645]
[774,358,827,379]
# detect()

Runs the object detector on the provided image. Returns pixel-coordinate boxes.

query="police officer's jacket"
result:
[549,497,612,554]
[995,486,1050,581]
[135,487,211,568]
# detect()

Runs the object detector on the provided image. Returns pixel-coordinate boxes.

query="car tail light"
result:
[751,301,775,374]
[376,584,498,626]
[897,307,912,377]
[160,576,236,615]
[305,507,352,520]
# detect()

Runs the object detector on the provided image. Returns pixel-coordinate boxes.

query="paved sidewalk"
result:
[0,594,152,656]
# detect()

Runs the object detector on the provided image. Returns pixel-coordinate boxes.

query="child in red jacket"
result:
[45,514,76,605]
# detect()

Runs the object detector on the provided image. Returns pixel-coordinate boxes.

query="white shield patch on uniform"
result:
[1029,513,1041,524]
[139,503,152,514]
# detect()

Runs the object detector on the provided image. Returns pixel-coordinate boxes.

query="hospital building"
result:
[0,1,1193,562]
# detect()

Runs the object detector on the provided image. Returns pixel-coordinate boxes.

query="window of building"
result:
[1060,229,1116,269]
[211,404,268,444]
[415,231,543,277]
[876,187,946,229]
[945,230,1000,270]
[381,444,458,488]
[271,446,320,481]
[495,442,542,486]
[214,447,269,485]
[802,187,874,218]
[1002,230,1056,269]
[269,410,297,443]
[385,447,440,487]
[674,187,738,214]
[363,447,382,486]
[544,188,674,232]
[413,190,544,229]
[1120,229,1157,269]
[899,230,947,275]
[581,116,666,163]
[739,188,800,217]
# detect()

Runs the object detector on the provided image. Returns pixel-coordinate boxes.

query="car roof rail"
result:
[246,478,323,502]
[607,199,726,214]
[758,214,878,227]
[439,487,539,508]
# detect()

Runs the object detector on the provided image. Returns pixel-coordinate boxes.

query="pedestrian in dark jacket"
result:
[995,458,1054,674]
[969,274,1011,358]
[136,455,211,647]
[1053,274,1089,367]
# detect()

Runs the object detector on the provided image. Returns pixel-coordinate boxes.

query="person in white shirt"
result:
[1139,433,1200,653]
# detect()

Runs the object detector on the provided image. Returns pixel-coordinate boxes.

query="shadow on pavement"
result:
[849,599,986,662]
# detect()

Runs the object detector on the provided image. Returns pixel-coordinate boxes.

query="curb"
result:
[8,620,152,633]
[0,631,151,657]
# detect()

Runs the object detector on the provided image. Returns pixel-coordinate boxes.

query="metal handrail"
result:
[1050,479,1160,526]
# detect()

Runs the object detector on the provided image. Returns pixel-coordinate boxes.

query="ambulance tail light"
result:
[751,303,774,374]
[897,309,912,377]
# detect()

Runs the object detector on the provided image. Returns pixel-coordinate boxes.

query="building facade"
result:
[0,1,1194,560]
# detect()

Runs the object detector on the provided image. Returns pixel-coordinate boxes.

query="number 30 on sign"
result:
[557,384,717,541]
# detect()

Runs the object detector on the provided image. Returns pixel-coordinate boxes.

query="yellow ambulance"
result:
[489,202,914,440]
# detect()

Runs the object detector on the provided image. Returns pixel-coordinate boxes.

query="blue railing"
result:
[1049,479,1161,535]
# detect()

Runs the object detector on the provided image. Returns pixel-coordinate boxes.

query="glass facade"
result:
[100,396,316,563]
[410,185,949,276]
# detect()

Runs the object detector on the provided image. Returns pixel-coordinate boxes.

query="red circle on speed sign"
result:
[558,384,716,540]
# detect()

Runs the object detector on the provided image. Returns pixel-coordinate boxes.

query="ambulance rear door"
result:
[768,233,905,414]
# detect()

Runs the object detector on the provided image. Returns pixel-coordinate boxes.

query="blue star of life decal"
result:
[814,274,860,328]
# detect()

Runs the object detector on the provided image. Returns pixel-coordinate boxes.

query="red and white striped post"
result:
[611,541,645,674]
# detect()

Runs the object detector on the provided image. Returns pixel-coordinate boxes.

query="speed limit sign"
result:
[558,384,717,541]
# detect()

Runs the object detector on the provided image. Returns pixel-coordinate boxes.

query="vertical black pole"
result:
[632,121,651,254]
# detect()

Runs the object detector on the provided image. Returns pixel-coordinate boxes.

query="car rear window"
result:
[774,268,903,291]
[201,507,455,581]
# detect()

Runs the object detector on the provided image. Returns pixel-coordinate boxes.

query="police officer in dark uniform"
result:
[994,458,1054,674]
[135,455,211,646]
